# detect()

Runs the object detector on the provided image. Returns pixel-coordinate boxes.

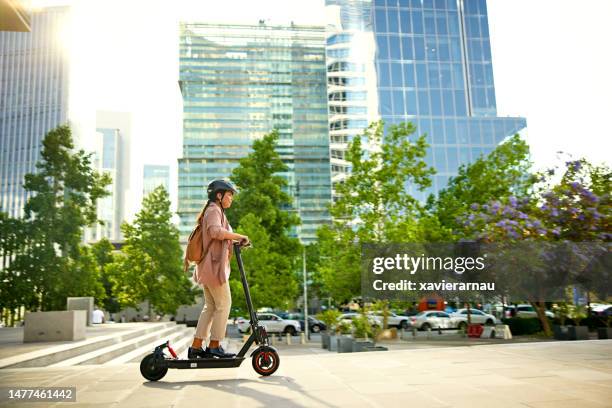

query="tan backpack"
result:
[183,222,205,272]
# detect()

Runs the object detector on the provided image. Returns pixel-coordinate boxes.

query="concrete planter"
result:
[597,327,612,339]
[337,336,354,353]
[553,325,569,340]
[329,335,338,351]
[24,310,87,342]
[568,325,589,340]
[321,333,330,349]
[352,339,374,352]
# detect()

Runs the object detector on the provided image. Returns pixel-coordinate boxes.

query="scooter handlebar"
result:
[233,239,251,248]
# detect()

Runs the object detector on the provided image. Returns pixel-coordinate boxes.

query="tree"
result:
[461,158,611,336]
[107,186,195,315]
[3,125,111,311]
[91,238,120,314]
[428,134,535,236]
[316,121,435,304]
[226,130,302,311]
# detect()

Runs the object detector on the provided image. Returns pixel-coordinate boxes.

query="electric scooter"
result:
[139,241,279,381]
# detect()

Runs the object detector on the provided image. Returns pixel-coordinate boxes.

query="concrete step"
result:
[0,322,178,369]
[106,325,194,365]
[51,324,189,367]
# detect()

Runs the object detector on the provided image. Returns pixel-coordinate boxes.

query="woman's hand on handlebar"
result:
[237,235,250,247]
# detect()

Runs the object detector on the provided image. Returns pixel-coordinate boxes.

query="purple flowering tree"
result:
[461,158,611,336]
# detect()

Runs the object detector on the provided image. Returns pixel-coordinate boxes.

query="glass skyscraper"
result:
[0,7,71,218]
[178,22,332,243]
[327,0,526,199]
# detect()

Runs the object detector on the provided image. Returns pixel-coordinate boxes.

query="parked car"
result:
[339,313,379,328]
[591,305,612,317]
[451,309,497,325]
[506,305,555,319]
[285,313,327,333]
[408,311,462,331]
[236,313,301,335]
[367,311,410,329]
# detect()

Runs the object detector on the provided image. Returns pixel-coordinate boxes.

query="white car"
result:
[367,311,410,329]
[451,309,497,325]
[236,313,301,335]
[408,311,462,331]
[339,313,380,327]
[507,304,555,319]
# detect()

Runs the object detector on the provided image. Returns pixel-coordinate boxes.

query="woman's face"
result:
[217,190,234,209]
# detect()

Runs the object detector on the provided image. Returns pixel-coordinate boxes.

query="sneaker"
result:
[205,345,235,359]
[187,346,210,359]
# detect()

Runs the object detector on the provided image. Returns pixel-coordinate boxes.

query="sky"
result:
[31,0,612,172]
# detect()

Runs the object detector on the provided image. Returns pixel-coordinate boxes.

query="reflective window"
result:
[391,62,403,87]
[428,64,440,87]
[380,90,392,115]
[405,89,418,114]
[393,90,405,115]
[411,11,424,34]
[447,146,459,170]
[401,36,413,60]
[375,9,387,32]
[424,11,436,35]
[403,61,416,87]
[454,90,467,115]
[439,63,452,88]
[377,35,389,60]
[434,147,447,172]
[442,90,454,115]
[416,63,428,87]
[399,9,411,33]
[418,90,430,115]
[445,119,457,143]
[413,37,425,60]
[378,62,391,87]
[469,121,481,144]
[459,147,470,165]
[447,11,459,35]
[387,9,399,32]
[432,119,445,144]
[436,13,448,35]
[389,35,402,59]
[430,89,443,116]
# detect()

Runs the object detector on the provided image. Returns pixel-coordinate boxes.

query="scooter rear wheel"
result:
[252,349,280,376]
[140,353,168,381]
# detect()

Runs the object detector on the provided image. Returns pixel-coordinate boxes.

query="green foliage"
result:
[229,214,298,311]
[316,309,341,332]
[316,121,435,303]
[1,125,111,312]
[501,317,543,335]
[225,129,302,310]
[106,186,195,315]
[429,134,534,236]
[91,238,120,313]
[351,312,373,339]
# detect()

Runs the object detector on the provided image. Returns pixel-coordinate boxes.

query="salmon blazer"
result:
[193,202,233,287]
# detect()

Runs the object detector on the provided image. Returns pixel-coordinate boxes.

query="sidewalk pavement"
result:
[1,340,611,408]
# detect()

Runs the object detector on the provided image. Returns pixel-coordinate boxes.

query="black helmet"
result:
[207,179,237,201]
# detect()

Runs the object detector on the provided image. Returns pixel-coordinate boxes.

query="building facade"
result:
[143,164,170,196]
[0,7,71,218]
[326,0,527,200]
[178,22,332,243]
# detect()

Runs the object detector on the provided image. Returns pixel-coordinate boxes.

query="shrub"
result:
[501,317,542,335]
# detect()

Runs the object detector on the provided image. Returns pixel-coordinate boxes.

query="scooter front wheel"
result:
[140,353,168,381]
[252,348,280,376]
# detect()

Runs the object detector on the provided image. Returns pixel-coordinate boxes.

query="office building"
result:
[178,22,332,243]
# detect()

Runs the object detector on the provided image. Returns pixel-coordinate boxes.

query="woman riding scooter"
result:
[188,179,249,359]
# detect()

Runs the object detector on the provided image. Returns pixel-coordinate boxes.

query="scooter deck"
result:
[164,357,245,369]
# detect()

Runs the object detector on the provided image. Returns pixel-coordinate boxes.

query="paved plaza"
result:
[1,340,611,408]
